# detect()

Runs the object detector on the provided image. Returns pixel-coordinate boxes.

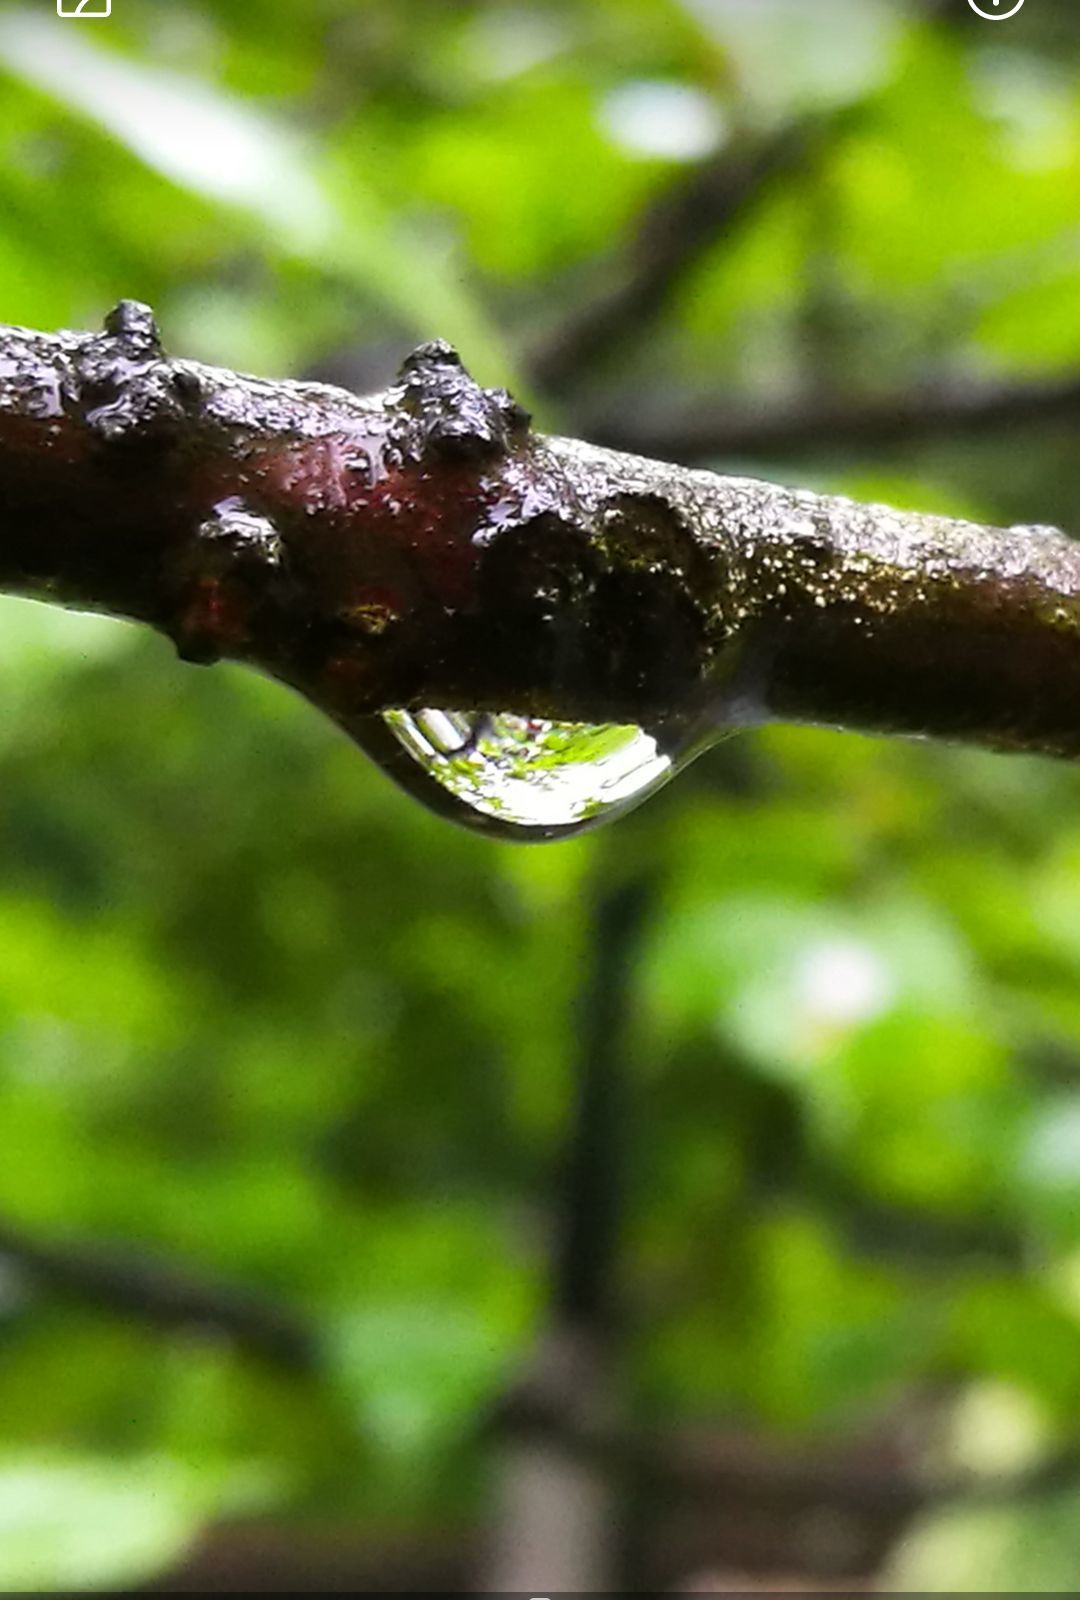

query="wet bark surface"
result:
[3,303,1080,761]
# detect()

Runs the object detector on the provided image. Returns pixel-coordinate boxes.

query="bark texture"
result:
[2,303,1080,765]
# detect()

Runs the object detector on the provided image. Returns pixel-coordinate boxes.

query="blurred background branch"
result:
[528,116,827,395]
[482,866,656,1591]
[588,369,1080,465]
[0,1220,316,1373]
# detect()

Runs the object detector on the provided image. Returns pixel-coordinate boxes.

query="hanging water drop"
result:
[375,708,687,841]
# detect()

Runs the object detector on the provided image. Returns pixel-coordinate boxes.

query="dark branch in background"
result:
[0,1184,1016,1379]
[527,0,958,407]
[0,1217,315,1371]
[651,1423,1080,1518]
[591,370,1080,466]
[482,869,656,1592]
[528,118,824,394]
[817,1174,1025,1270]
[553,871,655,1330]
[521,0,1042,480]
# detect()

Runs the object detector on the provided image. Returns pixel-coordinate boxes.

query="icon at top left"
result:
[57,0,112,17]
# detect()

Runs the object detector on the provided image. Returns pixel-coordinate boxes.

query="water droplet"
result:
[375,708,686,840]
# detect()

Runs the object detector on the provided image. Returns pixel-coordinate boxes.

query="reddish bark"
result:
[3,303,1080,765]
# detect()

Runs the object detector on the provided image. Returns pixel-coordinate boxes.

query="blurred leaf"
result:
[889,1487,1080,1594]
[0,1452,275,1591]
[0,10,517,385]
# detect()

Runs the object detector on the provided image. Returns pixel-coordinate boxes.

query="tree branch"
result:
[554,869,655,1331]
[4,303,1080,813]
[527,119,823,394]
[481,871,655,1591]
[0,1216,315,1370]
[527,0,959,401]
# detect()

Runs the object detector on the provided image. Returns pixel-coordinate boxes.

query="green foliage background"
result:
[0,0,1079,1587]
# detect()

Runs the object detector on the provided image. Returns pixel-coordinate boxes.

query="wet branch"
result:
[4,303,1080,794]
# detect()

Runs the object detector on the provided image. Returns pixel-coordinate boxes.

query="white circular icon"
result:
[968,0,1025,18]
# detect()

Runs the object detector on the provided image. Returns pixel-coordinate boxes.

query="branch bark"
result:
[4,303,1080,797]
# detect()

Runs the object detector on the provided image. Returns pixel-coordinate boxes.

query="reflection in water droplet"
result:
[381,708,681,840]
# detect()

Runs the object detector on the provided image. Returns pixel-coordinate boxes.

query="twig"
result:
[0,1218,316,1370]
[4,303,1080,804]
[528,119,824,395]
[482,870,657,1592]
[526,0,961,400]
[654,1427,1080,1516]
[554,870,656,1329]
[590,372,1080,465]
